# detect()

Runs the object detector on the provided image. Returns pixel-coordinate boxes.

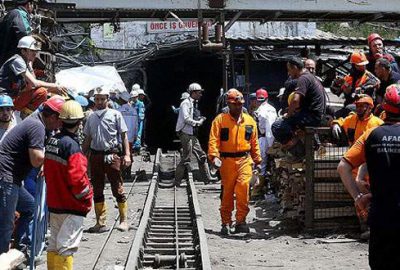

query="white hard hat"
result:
[130,90,139,98]
[180,92,190,100]
[17,36,41,51]
[188,83,203,92]
[137,89,146,96]
[94,86,110,97]
[119,91,131,102]
[131,83,141,92]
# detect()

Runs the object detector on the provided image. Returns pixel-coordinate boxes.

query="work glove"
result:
[331,124,342,140]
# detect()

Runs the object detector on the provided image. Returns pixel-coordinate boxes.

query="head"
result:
[180,92,190,100]
[304,59,316,74]
[374,58,391,80]
[0,95,14,123]
[59,100,84,132]
[382,84,400,119]
[130,90,139,103]
[18,36,41,62]
[286,57,304,79]
[118,91,131,105]
[188,83,204,101]
[226,88,244,118]
[350,51,368,72]
[93,87,110,110]
[368,33,384,56]
[41,96,66,131]
[17,0,35,13]
[354,95,374,120]
[255,88,268,106]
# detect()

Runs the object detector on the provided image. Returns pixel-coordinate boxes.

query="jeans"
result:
[15,186,35,249]
[0,180,19,254]
[271,111,321,145]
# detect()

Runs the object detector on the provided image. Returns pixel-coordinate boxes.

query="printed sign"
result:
[147,20,211,34]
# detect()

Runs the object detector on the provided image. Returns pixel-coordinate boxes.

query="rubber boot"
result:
[47,251,57,270]
[88,202,108,233]
[53,254,73,270]
[116,202,129,232]
[251,175,266,199]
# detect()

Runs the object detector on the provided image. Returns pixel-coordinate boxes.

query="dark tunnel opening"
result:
[144,48,222,153]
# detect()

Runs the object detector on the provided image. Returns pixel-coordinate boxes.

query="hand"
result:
[198,117,206,126]
[331,124,342,140]
[354,193,372,221]
[355,179,370,194]
[213,157,222,168]
[122,154,131,167]
[56,85,68,96]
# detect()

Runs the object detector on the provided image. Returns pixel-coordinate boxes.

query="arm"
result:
[250,123,262,164]
[23,69,66,95]
[181,101,200,126]
[208,116,221,163]
[67,153,92,201]
[82,135,92,156]
[121,131,131,167]
[28,148,44,168]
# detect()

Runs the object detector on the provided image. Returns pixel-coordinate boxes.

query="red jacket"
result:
[44,129,92,216]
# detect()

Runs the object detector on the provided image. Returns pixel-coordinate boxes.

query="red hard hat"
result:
[226,89,244,104]
[43,95,65,113]
[383,84,400,114]
[256,88,268,101]
[368,33,383,45]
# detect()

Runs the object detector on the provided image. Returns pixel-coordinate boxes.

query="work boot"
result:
[53,254,73,270]
[47,251,56,270]
[232,222,250,234]
[116,202,129,232]
[88,202,109,233]
[220,224,231,236]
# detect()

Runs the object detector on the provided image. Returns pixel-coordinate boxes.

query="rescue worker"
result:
[0,97,64,254]
[44,100,93,270]
[251,88,277,199]
[82,86,131,233]
[117,91,138,179]
[0,36,66,117]
[175,83,215,185]
[0,0,34,66]
[331,51,380,118]
[208,88,262,235]
[374,58,400,106]
[366,33,399,75]
[131,88,145,152]
[272,56,326,158]
[337,84,400,269]
[0,95,16,142]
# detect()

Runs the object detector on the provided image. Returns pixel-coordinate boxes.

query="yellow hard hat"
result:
[59,100,84,123]
[288,92,295,105]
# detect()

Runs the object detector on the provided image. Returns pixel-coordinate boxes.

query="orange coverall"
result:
[208,112,262,225]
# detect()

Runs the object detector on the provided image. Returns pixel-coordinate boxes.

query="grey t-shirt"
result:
[0,54,28,97]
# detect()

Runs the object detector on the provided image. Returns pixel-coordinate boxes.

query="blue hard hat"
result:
[0,95,14,107]
[74,95,89,107]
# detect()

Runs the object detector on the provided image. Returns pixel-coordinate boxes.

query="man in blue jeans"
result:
[272,57,326,158]
[0,97,64,254]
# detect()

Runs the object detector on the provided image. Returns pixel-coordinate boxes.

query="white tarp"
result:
[55,65,127,95]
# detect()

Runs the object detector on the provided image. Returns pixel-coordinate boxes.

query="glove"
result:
[332,124,342,140]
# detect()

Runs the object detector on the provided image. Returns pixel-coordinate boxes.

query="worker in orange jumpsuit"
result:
[332,95,383,238]
[208,88,262,235]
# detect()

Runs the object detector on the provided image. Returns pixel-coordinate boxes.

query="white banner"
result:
[147,20,211,34]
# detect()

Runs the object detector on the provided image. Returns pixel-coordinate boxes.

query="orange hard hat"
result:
[256,88,268,101]
[354,95,374,107]
[368,33,383,45]
[350,51,369,66]
[226,89,244,104]
[43,95,65,113]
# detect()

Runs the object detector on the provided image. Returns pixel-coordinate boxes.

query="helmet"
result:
[288,92,295,106]
[354,95,374,107]
[131,90,139,98]
[226,88,244,104]
[131,83,141,92]
[137,89,146,96]
[74,95,89,107]
[119,91,131,102]
[350,51,369,66]
[249,93,257,100]
[383,84,400,114]
[180,92,190,100]
[188,83,204,93]
[0,95,14,107]
[256,88,268,101]
[17,36,41,51]
[368,33,383,45]
[43,95,65,113]
[59,100,84,122]
[94,86,110,97]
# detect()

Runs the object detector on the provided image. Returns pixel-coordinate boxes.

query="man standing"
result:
[209,88,262,235]
[131,88,145,153]
[366,33,399,75]
[175,83,214,185]
[0,98,63,254]
[251,88,277,199]
[338,84,400,269]
[83,86,131,232]
[0,0,34,65]
[44,100,92,270]
[272,57,326,158]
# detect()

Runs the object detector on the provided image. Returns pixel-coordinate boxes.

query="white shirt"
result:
[254,101,277,147]
[175,97,199,135]
[118,103,138,143]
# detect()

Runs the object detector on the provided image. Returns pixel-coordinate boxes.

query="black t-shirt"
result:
[376,71,400,99]
[0,114,45,186]
[295,71,326,118]
[365,123,400,229]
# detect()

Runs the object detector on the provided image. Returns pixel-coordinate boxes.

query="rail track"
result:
[125,149,211,269]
